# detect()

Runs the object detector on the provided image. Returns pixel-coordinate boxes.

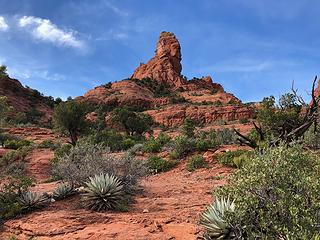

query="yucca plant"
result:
[82,173,124,211]
[19,191,48,211]
[200,197,236,239]
[52,183,76,200]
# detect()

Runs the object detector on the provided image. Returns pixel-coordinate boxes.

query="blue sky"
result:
[0,0,319,102]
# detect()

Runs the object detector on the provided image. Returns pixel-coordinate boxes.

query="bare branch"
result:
[234,128,257,149]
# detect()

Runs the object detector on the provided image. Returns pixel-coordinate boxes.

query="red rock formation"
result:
[145,104,253,127]
[132,31,186,88]
[80,31,254,126]
[77,80,156,109]
[0,76,53,123]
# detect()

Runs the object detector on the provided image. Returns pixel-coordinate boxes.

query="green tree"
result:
[182,117,195,138]
[112,107,153,136]
[0,96,13,126]
[257,94,302,139]
[53,101,90,145]
[0,65,8,78]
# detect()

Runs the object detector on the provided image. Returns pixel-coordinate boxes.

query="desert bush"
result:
[213,144,320,238]
[4,139,31,150]
[239,118,249,124]
[83,129,143,151]
[303,124,320,149]
[186,155,206,172]
[0,175,33,223]
[127,143,144,156]
[0,146,33,166]
[144,132,171,153]
[195,130,218,151]
[216,128,237,145]
[0,133,20,147]
[147,156,177,173]
[52,143,148,193]
[52,183,76,200]
[51,143,72,166]
[82,173,125,211]
[170,135,195,159]
[38,140,59,150]
[143,138,156,152]
[0,95,13,126]
[216,149,252,168]
[182,118,196,138]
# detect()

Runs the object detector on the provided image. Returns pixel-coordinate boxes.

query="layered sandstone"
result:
[145,104,253,127]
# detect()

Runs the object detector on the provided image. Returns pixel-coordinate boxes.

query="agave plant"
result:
[19,191,48,211]
[200,197,236,239]
[52,183,76,200]
[82,173,124,211]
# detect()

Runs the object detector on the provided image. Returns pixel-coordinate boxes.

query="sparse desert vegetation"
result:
[0,5,320,239]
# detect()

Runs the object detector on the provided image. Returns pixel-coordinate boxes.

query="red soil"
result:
[1,151,233,240]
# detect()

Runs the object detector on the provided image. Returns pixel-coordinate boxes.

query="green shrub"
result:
[127,143,144,156]
[170,135,195,159]
[303,124,320,149]
[147,156,177,173]
[214,144,320,239]
[82,173,125,211]
[122,138,136,150]
[195,130,218,151]
[0,133,19,147]
[51,144,72,163]
[186,155,206,172]
[144,137,162,153]
[144,132,171,153]
[156,132,171,145]
[52,143,149,193]
[1,146,33,166]
[216,150,252,168]
[216,128,237,145]
[4,139,31,150]
[182,118,196,138]
[83,130,143,151]
[239,118,249,124]
[38,140,59,150]
[0,175,33,223]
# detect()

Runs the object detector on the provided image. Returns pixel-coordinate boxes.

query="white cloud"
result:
[0,16,9,31]
[18,16,84,49]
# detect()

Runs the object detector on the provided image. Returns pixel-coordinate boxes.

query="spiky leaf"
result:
[82,173,124,211]
[200,197,236,239]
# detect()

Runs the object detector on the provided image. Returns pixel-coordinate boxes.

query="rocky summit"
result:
[0,76,54,124]
[132,31,185,88]
[80,31,254,126]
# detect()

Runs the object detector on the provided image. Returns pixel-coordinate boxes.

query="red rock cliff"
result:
[131,31,186,88]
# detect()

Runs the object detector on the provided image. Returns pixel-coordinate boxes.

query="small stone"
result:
[143,209,149,213]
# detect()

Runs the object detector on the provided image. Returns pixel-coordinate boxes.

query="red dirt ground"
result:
[0,153,234,240]
[0,128,248,240]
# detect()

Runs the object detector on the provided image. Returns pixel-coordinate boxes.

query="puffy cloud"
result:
[18,16,84,49]
[0,16,9,31]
